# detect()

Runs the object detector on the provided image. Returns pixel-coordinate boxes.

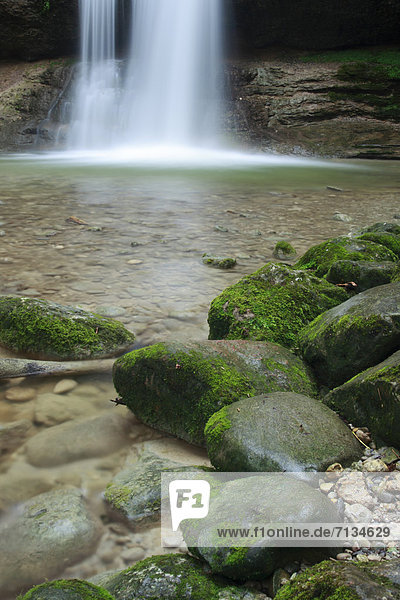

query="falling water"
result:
[68,0,222,150]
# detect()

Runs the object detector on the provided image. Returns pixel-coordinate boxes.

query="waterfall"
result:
[68,0,222,150]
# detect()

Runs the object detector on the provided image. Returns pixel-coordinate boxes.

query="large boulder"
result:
[0,488,101,595]
[298,283,400,388]
[275,559,400,600]
[186,475,337,580]
[17,580,114,600]
[324,349,400,447]
[207,262,348,347]
[205,392,362,472]
[326,260,397,292]
[294,236,396,278]
[0,297,135,360]
[93,553,267,600]
[113,339,316,446]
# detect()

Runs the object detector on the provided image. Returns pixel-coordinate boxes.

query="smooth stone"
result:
[34,392,101,426]
[53,378,78,394]
[95,305,126,318]
[205,393,362,472]
[0,488,101,595]
[113,339,317,446]
[25,411,134,467]
[0,419,32,456]
[5,386,36,402]
[298,282,400,388]
[0,470,54,508]
[333,213,352,222]
[120,547,146,562]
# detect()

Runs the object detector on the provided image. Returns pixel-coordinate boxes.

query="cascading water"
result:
[68,0,222,150]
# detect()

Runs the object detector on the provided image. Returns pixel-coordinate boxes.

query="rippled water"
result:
[0,155,400,594]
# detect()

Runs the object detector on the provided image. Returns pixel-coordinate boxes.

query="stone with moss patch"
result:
[298,282,400,388]
[95,553,266,599]
[326,260,396,292]
[357,232,400,259]
[202,254,237,269]
[205,392,362,472]
[294,236,396,278]
[113,339,316,446]
[185,475,336,580]
[273,241,297,260]
[207,262,348,348]
[324,349,400,447]
[274,559,400,600]
[17,579,114,600]
[0,296,135,360]
[360,222,400,236]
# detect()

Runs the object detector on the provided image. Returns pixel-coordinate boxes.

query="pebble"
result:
[95,305,126,317]
[336,553,352,560]
[5,387,36,402]
[333,213,352,222]
[53,379,78,394]
[367,554,382,561]
[127,259,143,265]
[120,547,146,562]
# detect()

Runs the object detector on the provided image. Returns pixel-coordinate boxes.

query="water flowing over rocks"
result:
[298,282,400,388]
[205,392,362,472]
[0,488,101,595]
[325,349,400,447]
[0,296,135,360]
[207,262,348,347]
[113,339,316,446]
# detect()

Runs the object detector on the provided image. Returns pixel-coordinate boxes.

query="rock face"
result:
[208,262,348,347]
[298,283,400,388]
[205,393,362,472]
[18,580,114,600]
[0,296,135,360]
[113,339,316,446]
[325,349,400,447]
[274,559,400,600]
[326,260,397,292]
[186,475,337,580]
[0,488,101,595]
[95,553,267,600]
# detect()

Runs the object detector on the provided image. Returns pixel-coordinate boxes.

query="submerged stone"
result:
[0,296,135,360]
[0,488,101,595]
[96,553,266,600]
[274,559,400,600]
[186,475,337,580]
[298,282,400,388]
[112,339,316,446]
[202,254,237,268]
[207,262,348,348]
[324,349,400,447]
[294,236,396,278]
[205,392,362,472]
[17,579,114,600]
[326,260,396,292]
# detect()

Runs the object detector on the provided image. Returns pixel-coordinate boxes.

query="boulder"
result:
[0,488,100,595]
[186,475,337,580]
[94,553,267,599]
[207,262,348,347]
[294,236,396,278]
[324,349,400,447]
[357,231,400,259]
[326,260,396,292]
[0,296,135,360]
[298,283,400,388]
[17,579,114,600]
[113,339,316,446]
[205,392,362,472]
[274,559,400,600]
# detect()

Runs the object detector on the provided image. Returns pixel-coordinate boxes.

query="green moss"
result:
[295,237,397,278]
[302,48,400,79]
[17,579,115,600]
[0,296,135,360]
[104,483,132,511]
[208,263,348,348]
[202,254,237,269]
[357,232,400,258]
[273,241,297,259]
[204,407,232,457]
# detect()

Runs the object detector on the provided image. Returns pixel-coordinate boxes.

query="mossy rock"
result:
[185,475,336,581]
[113,339,316,446]
[275,559,400,600]
[273,241,297,260]
[207,262,348,348]
[17,579,115,600]
[202,254,237,269]
[357,232,400,259]
[205,392,362,472]
[298,282,400,388]
[326,260,396,292]
[324,349,400,447]
[294,236,397,278]
[360,222,400,236]
[0,297,135,360]
[96,553,266,599]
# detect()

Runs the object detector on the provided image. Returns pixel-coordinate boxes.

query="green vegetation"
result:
[18,579,115,600]
[275,561,360,600]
